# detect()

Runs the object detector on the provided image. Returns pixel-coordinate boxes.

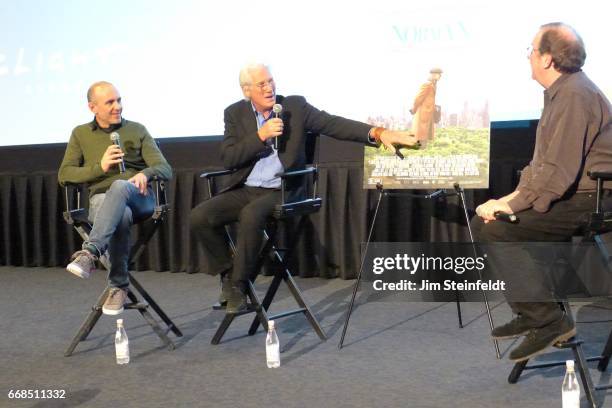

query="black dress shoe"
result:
[212,300,227,310]
[213,271,231,310]
[509,313,576,362]
[226,282,249,314]
[491,315,532,340]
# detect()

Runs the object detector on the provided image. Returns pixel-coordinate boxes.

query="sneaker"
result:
[102,288,128,315]
[226,282,249,314]
[509,313,576,362]
[491,315,532,340]
[66,250,97,279]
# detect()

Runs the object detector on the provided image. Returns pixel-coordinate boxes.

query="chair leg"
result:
[212,281,270,344]
[573,344,598,408]
[597,327,612,372]
[64,288,109,357]
[283,269,327,341]
[248,273,283,335]
[211,313,236,345]
[246,280,269,334]
[508,359,528,384]
[134,305,175,350]
[129,274,183,337]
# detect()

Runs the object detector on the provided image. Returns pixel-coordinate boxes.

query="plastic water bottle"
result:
[115,319,130,365]
[266,320,280,368]
[562,360,580,407]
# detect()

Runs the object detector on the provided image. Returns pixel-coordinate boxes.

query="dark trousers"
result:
[470,192,595,328]
[189,186,281,283]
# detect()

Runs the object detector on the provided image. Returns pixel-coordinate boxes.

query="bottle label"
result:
[116,343,129,360]
[562,390,579,408]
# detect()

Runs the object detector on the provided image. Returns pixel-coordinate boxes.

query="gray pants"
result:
[87,180,155,288]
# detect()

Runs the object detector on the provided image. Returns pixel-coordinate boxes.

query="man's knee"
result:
[107,179,133,198]
[189,200,222,233]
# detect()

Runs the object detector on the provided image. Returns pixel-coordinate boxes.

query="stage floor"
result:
[1,266,611,407]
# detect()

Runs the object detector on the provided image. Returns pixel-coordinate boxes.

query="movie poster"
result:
[363,73,490,190]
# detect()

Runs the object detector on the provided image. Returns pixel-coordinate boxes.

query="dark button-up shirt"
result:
[508,71,612,213]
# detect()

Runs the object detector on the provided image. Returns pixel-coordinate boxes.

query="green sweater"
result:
[58,119,172,195]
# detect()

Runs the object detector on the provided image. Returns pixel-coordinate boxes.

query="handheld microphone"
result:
[272,103,283,150]
[110,132,126,173]
[494,211,519,224]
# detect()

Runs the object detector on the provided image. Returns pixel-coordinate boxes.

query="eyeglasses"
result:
[526,45,539,59]
[252,78,275,91]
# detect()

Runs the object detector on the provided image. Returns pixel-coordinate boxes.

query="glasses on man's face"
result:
[526,45,537,59]
[252,78,275,91]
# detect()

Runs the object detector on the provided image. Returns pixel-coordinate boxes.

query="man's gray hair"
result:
[238,62,270,100]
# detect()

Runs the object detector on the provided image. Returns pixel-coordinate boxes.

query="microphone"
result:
[110,132,126,173]
[272,103,283,150]
[493,211,519,224]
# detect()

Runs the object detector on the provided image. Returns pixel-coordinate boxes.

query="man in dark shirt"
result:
[59,81,172,315]
[472,23,612,362]
[190,63,419,313]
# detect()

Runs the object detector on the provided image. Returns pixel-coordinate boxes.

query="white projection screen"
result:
[0,0,609,146]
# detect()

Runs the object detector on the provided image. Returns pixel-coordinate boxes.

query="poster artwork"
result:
[364,68,490,190]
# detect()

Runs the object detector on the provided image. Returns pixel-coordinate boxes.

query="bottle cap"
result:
[268,320,275,329]
[117,319,124,326]
[566,360,574,370]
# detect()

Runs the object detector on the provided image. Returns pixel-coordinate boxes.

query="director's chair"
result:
[506,170,612,408]
[200,167,327,345]
[62,176,182,356]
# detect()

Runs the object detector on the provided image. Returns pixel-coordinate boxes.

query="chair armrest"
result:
[275,167,317,179]
[200,169,236,198]
[200,169,235,179]
[273,198,322,219]
[588,171,612,181]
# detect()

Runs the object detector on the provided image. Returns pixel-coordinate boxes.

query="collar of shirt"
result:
[544,71,579,101]
[251,103,273,125]
[90,117,125,133]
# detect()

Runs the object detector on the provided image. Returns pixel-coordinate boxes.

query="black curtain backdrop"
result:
[0,122,536,279]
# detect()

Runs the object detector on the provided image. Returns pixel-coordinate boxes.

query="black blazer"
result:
[220,95,373,192]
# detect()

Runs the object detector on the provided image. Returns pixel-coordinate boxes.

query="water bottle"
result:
[266,320,280,368]
[562,360,580,408]
[115,319,130,365]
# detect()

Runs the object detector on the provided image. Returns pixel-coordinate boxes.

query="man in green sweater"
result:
[58,81,172,315]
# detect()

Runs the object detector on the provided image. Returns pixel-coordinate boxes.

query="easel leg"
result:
[455,183,501,359]
[338,186,384,349]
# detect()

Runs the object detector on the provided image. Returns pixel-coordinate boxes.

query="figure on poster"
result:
[410,68,443,144]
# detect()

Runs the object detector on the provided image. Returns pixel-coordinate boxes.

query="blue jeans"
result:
[86,180,155,288]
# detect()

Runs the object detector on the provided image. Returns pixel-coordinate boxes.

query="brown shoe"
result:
[102,288,128,315]
[66,250,97,279]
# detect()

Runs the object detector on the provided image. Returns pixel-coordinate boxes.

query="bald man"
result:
[59,81,172,315]
[472,23,612,362]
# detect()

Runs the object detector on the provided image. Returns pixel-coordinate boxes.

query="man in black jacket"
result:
[190,63,418,312]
